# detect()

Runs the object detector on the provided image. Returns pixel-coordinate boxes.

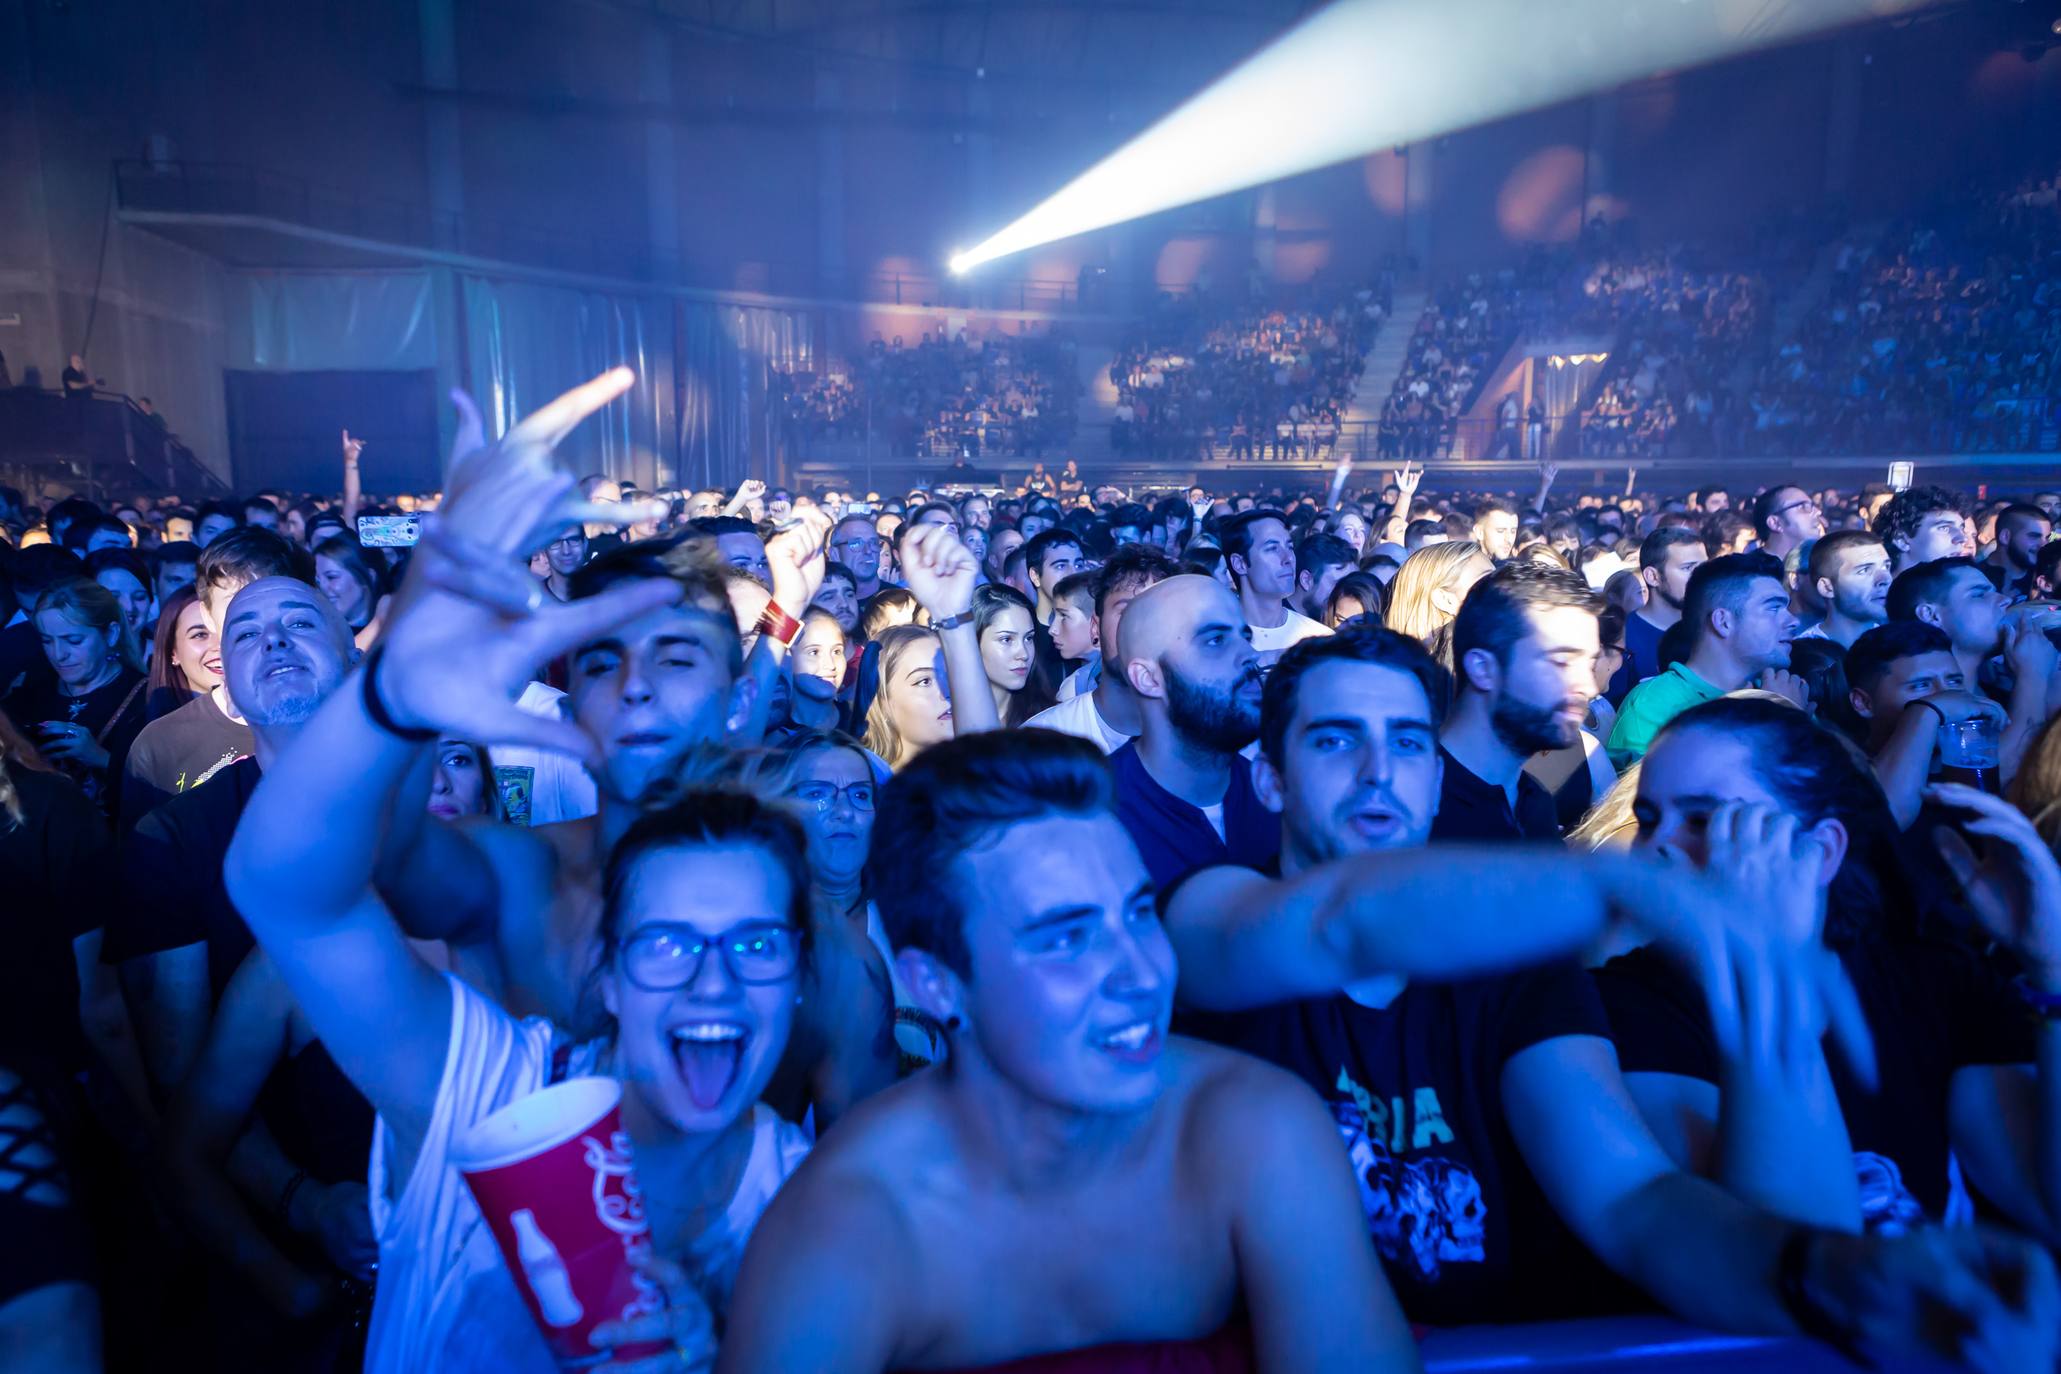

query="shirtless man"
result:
[721,730,1416,1373]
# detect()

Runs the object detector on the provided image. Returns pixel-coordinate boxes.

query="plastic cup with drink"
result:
[452,1077,670,1368]
[1938,715,2002,795]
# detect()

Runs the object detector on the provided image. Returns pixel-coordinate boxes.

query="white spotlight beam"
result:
[949,0,1926,274]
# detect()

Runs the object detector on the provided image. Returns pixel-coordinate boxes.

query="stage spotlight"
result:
[946,0,1932,274]
[948,250,974,276]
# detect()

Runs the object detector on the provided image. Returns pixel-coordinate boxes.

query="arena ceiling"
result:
[628,0,1326,92]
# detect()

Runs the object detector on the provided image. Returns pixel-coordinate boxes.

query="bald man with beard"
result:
[1106,575,1279,889]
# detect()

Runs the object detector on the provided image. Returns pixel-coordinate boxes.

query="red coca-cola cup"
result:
[453,1077,668,1368]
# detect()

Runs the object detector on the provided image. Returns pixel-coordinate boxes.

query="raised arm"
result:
[2000,620,2057,789]
[1505,1034,2060,1366]
[341,429,364,527]
[723,478,766,518]
[224,369,680,1145]
[1611,804,1863,1234]
[735,506,833,744]
[900,523,1000,736]
[1934,783,2061,1248]
[1165,850,1634,1012]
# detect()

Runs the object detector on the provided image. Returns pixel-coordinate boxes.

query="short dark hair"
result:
[63,514,131,553]
[571,531,737,615]
[196,526,316,605]
[1295,532,1357,585]
[868,730,1115,979]
[150,541,200,580]
[1885,556,1986,623]
[1022,527,1083,582]
[1751,485,1808,539]
[819,561,858,596]
[1844,621,1955,694]
[1873,486,1967,566]
[1807,529,1887,588]
[1259,624,1449,767]
[1450,561,1599,683]
[1474,496,1519,521]
[1680,551,1784,652]
[1091,544,1181,624]
[6,544,80,604]
[1217,507,1288,587]
[193,499,242,531]
[908,500,958,528]
[1109,503,1152,534]
[1998,502,2050,537]
[1051,570,1097,609]
[1638,525,1706,574]
[684,515,759,541]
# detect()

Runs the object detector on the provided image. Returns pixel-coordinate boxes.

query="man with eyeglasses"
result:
[1751,485,1826,564]
[538,526,588,603]
[829,514,886,601]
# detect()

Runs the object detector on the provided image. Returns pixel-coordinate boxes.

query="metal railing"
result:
[0,388,225,500]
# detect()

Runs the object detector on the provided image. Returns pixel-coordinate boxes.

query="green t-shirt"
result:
[1607,662,1724,770]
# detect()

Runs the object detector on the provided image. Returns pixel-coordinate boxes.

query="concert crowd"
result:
[11,383,2061,1373]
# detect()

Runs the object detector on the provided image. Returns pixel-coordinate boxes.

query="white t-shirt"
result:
[492,683,600,827]
[364,975,810,1374]
[1246,608,1332,666]
[1024,691,1134,755]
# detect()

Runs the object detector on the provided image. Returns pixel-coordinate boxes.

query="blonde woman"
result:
[3,579,149,813]
[859,523,999,770]
[1383,539,1493,670]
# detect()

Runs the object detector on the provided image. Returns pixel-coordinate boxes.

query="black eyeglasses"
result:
[620,920,801,991]
[789,780,876,813]
[1773,498,1820,519]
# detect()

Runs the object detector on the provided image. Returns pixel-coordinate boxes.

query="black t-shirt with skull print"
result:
[1177,958,1639,1325]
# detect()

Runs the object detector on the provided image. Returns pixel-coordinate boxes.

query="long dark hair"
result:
[311,533,388,627]
[1654,696,1914,945]
[971,583,1055,726]
[148,585,204,702]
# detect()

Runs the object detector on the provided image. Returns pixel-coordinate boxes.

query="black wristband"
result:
[1777,1228,1874,1369]
[360,646,437,743]
[1910,698,1947,729]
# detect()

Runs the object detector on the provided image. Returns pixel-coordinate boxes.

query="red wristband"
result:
[757,604,802,648]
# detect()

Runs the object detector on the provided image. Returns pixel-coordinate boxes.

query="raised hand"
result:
[1390,460,1422,500]
[725,477,768,517]
[1931,783,2061,988]
[765,504,833,619]
[2005,615,2060,687]
[1758,668,1811,710]
[1809,1225,2060,1374]
[341,429,365,467]
[899,523,978,620]
[589,1250,716,1373]
[371,370,683,762]
[1629,804,1873,1087]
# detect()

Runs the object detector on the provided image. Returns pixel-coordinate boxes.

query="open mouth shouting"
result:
[670,1020,750,1110]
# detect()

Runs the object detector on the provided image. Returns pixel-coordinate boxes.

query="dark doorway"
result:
[224,370,440,495]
